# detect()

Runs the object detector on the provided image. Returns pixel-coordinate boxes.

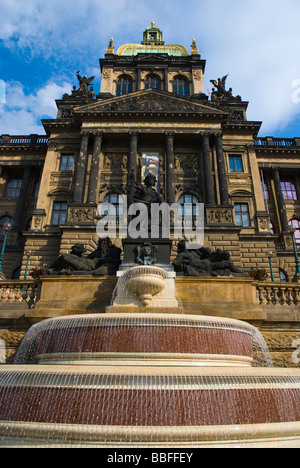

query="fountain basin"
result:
[0,366,300,448]
[15,314,260,367]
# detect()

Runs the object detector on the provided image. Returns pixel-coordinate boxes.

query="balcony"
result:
[255,137,300,148]
[0,135,49,146]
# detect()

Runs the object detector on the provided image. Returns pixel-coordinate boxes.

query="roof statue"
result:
[106,37,114,54]
[191,38,199,55]
[210,74,242,102]
[63,71,95,100]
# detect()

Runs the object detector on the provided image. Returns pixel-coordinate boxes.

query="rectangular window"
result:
[5,179,22,198]
[262,181,269,200]
[60,155,74,171]
[229,155,243,173]
[51,202,68,226]
[234,203,251,227]
[280,178,298,201]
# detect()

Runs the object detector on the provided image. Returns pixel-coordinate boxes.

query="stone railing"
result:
[0,135,48,145]
[256,282,300,306]
[255,137,300,148]
[0,281,40,309]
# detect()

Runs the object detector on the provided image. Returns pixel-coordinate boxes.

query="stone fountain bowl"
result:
[126,274,166,306]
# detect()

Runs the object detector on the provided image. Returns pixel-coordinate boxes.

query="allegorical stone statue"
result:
[63,71,95,100]
[210,74,241,102]
[173,240,249,278]
[128,172,163,207]
[45,238,121,276]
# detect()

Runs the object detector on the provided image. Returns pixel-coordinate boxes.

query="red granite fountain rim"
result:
[35,325,254,357]
[0,386,299,426]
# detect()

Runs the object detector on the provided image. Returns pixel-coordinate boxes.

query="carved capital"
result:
[165,131,175,140]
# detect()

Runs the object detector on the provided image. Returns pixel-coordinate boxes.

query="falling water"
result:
[1,265,300,447]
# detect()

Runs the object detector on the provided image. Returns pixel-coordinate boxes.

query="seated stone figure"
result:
[89,238,122,276]
[45,238,121,276]
[46,243,97,275]
[173,240,249,278]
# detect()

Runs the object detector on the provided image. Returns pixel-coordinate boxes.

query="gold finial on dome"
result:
[151,21,155,27]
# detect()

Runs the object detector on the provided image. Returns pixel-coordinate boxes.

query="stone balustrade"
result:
[257,282,300,306]
[0,281,39,309]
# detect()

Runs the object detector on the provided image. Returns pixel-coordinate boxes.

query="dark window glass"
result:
[116,76,133,96]
[178,194,200,217]
[103,194,124,216]
[172,77,189,97]
[234,203,250,227]
[5,179,22,198]
[281,178,298,201]
[51,202,68,226]
[145,74,161,90]
[229,155,243,173]
[60,155,74,171]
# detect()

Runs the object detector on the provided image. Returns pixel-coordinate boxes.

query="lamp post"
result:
[0,222,13,275]
[289,228,300,282]
[267,250,275,282]
[24,249,33,280]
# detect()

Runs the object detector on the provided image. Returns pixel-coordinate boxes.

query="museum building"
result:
[0,24,300,365]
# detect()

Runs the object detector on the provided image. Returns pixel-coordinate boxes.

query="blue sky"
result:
[1,0,300,137]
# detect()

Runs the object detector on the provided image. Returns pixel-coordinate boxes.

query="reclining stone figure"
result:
[173,240,249,278]
[45,238,121,276]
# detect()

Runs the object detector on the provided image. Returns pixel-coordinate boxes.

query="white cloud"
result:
[0,80,72,134]
[0,0,300,135]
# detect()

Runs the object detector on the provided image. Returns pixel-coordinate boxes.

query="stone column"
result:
[215,133,230,205]
[127,131,139,182]
[72,132,89,204]
[165,132,176,204]
[13,165,31,232]
[272,167,289,233]
[87,132,103,205]
[137,69,142,91]
[201,133,216,205]
[164,69,169,92]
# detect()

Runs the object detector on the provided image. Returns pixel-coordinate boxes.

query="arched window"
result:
[116,75,133,96]
[289,219,300,244]
[172,76,189,97]
[144,74,161,90]
[0,216,14,240]
[102,194,124,216]
[178,194,200,217]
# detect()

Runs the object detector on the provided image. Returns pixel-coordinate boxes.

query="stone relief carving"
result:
[104,154,128,171]
[68,207,95,223]
[206,207,234,224]
[102,95,200,113]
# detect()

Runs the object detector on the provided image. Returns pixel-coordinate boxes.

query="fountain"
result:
[0,260,300,448]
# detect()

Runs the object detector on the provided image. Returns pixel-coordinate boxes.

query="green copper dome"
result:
[116,22,189,57]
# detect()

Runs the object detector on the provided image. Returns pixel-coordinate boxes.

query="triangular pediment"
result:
[74,89,228,116]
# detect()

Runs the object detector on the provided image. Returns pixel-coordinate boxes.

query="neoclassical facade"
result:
[0,23,299,284]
